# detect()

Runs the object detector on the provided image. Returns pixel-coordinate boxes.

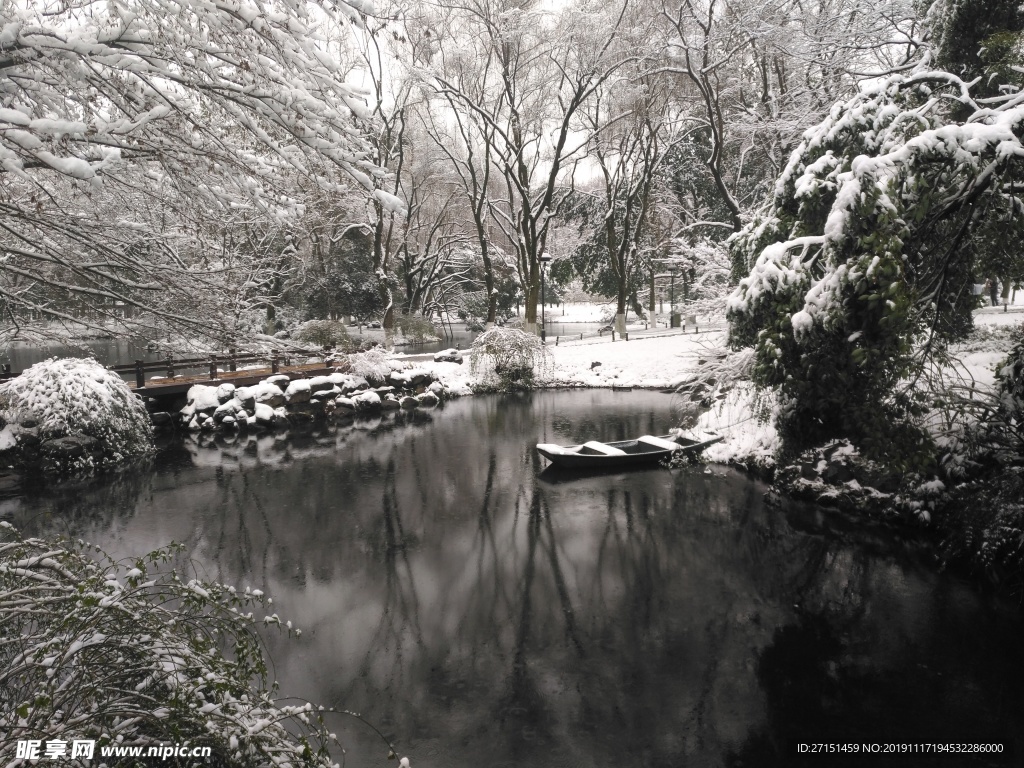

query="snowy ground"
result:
[543,329,724,388]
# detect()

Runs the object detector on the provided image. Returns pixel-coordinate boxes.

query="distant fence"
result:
[545,316,721,346]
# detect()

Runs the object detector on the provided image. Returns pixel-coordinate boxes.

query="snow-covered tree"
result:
[728,62,1024,466]
[568,75,673,333]
[428,0,641,334]
[0,0,378,345]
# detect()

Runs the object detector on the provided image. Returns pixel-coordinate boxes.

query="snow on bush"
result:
[0,357,152,467]
[395,314,441,344]
[347,348,395,385]
[297,319,352,349]
[695,384,780,471]
[470,327,549,391]
[0,523,371,768]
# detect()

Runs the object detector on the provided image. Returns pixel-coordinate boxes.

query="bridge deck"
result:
[133,363,338,398]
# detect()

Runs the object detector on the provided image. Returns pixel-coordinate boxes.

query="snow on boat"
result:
[536,432,723,470]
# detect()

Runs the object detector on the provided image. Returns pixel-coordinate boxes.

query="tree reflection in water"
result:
[5,391,1023,768]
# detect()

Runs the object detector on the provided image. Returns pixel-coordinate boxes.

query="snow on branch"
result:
[724,62,1024,464]
[0,0,380,344]
[729,67,1024,340]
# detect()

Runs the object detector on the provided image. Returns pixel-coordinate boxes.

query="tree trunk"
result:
[615,288,628,335]
[649,266,656,319]
[524,278,540,334]
[524,269,539,328]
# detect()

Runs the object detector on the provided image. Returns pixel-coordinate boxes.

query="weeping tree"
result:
[728,59,1024,468]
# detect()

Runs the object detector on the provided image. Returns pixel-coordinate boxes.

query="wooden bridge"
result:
[1,347,348,398]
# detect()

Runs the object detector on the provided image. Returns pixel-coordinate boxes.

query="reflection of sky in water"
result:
[5,391,1023,768]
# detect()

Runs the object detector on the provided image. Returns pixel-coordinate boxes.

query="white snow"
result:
[0,425,17,452]
[186,385,221,411]
[284,379,311,397]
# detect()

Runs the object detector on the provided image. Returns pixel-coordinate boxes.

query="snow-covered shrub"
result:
[0,357,152,469]
[297,319,352,349]
[347,348,394,386]
[0,523,388,767]
[470,327,549,391]
[396,314,441,343]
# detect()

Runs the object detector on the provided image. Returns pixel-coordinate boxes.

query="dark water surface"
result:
[2,338,163,371]
[3,391,1023,767]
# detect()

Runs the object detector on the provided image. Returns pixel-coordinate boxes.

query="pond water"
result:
[2,391,1022,767]
[1,338,164,372]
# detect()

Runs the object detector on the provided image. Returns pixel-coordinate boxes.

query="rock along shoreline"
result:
[149,351,469,435]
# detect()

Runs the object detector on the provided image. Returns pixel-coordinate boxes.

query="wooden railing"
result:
[1,347,344,388]
[111,347,345,388]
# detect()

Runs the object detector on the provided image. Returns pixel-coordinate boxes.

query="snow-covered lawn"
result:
[543,330,723,388]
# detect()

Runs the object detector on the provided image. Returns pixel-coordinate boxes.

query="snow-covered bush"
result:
[470,327,549,391]
[396,314,441,344]
[297,319,352,349]
[0,523,354,767]
[0,357,152,469]
[347,348,394,386]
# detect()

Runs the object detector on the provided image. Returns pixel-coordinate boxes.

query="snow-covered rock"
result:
[216,383,236,403]
[265,374,291,390]
[186,384,220,413]
[352,391,381,411]
[232,387,256,411]
[254,403,275,426]
[250,381,285,408]
[284,379,312,404]
[337,375,369,395]
[306,376,336,394]
[416,392,439,407]
[433,348,464,364]
[213,399,246,424]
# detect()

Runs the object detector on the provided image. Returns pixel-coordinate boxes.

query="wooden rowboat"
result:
[536,431,722,470]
